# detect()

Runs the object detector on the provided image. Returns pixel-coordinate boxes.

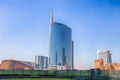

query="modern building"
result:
[94,50,120,71]
[0,59,33,70]
[49,12,74,70]
[71,41,74,70]
[94,58,120,71]
[97,49,112,65]
[35,55,48,70]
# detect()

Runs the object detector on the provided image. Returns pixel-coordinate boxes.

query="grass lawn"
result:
[1,78,74,80]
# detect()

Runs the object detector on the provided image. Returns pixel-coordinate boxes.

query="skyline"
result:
[0,0,120,70]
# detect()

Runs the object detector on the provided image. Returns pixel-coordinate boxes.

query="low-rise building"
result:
[94,58,103,69]
[94,59,120,71]
[0,59,34,70]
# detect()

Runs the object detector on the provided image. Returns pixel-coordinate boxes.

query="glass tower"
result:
[49,21,72,70]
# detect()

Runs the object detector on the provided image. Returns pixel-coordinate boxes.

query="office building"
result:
[97,49,112,65]
[35,55,48,70]
[49,12,73,70]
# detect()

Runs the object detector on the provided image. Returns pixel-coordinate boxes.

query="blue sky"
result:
[0,0,120,69]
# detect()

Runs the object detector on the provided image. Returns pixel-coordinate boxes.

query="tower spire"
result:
[50,10,53,25]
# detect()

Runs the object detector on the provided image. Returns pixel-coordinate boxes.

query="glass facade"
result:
[49,22,72,69]
[97,50,112,65]
[35,55,48,70]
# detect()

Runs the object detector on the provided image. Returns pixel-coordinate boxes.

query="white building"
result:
[97,49,112,65]
[35,55,48,70]
[21,61,38,70]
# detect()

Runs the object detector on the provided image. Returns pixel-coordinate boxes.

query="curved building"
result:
[49,22,72,70]
[49,12,73,70]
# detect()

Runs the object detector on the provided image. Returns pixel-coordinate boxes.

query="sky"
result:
[0,0,120,70]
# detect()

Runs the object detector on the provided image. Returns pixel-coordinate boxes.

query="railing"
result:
[0,69,119,80]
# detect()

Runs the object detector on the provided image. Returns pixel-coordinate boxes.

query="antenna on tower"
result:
[50,9,53,26]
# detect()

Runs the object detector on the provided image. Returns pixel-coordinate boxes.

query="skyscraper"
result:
[49,12,73,70]
[97,49,112,65]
